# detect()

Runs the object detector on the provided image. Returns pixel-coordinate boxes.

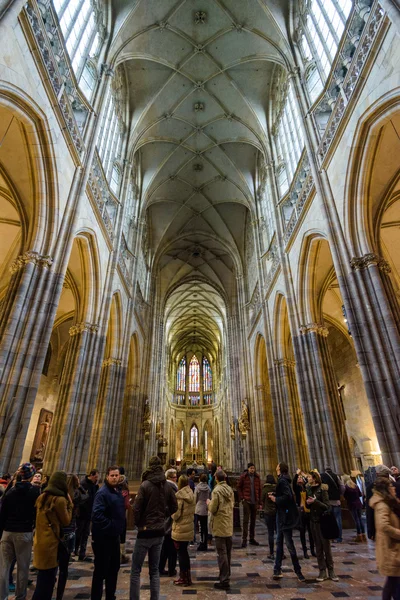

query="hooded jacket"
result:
[208,481,234,537]
[306,483,330,523]
[134,465,177,537]
[195,481,211,516]
[369,492,400,576]
[0,482,40,533]
[171,485,195,542]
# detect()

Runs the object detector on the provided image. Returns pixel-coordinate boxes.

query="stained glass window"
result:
[189,355,200,392]
[203,394,212,405]
[203,357,212,391]
[189,394,200,406]
[177,357,186,391]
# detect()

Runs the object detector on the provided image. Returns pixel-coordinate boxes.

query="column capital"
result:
[10,251,53,274]
[350,252,391,274]
[299,322,329,337]
[102,357,122,367]
[101,63,114,77]
[274,358,296,368]
[69,322,99,336]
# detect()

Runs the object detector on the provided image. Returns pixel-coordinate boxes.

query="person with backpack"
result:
[130,456,177,599]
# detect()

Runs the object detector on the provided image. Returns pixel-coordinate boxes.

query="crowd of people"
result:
[0,459,399,599]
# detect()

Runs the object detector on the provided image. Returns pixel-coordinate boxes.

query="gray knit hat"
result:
[375,464,391,477]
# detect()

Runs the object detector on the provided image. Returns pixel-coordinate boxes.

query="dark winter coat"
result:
[321,470,342,501]
[344,484,363,510]
[275,474,299,530]
[306,483,330,523]
[91,481,125,539]
[78,476,99,519]
[0,482,40,533]
[134,465,178,538]
[237,471,262,504]
[64,486,89,534]
[261,483,277,516]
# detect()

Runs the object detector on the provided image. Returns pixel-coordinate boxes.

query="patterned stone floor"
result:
[25,519,385,600]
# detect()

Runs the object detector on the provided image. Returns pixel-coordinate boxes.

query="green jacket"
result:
[306,483,330,523]
[208,481,234,537]
[261,483,277,516]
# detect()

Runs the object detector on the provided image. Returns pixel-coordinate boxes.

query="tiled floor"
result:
[27,519,385,600]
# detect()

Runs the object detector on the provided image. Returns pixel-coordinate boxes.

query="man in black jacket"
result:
[76,468,99,561]
[268,462,305,582]
[130,456,178,600]
[0,462,40,600]
[91,466,125,600]
[321,467,343,542]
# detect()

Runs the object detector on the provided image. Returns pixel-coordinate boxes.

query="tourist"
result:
[207,470,234,590]
[237,462,262,547]
[321,466,344,542]
[0,463,40,600]
[118,473,130,564]
[32,470,73,600]
[261,474,277,559]
[32,471,42,487]
[91,466,125,600]
[195,473,211,551]
[306,469,338,582]
[391,466,400,499]
[186,468,196,492]
[159,469,178,577]
[293,470,315,558]
[343,474,366,542]
[369,476,400,600]
[56,474,88,600]
[130,456,177,600]
[75,468,99,561]
[171,475,195,586]
[268,462,305,583]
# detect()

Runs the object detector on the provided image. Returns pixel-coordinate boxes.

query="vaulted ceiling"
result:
[110,0,293,360]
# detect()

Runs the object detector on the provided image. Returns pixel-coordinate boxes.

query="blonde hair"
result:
[178,475,188,490]
[310,469,322,485]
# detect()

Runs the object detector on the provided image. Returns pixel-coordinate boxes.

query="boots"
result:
[354,534,363,543]
[361,533,367,542]
[186,568,193,586]
[120,543,129,565]
[316,569,327,582]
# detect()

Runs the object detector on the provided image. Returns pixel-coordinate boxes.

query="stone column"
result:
[88,357,125,472]
[345,253,400,464]
[273,358,309,470]
[294,323,352,473]
[254,383,278,473]
[44,321,103,473]
[0,251,60,472]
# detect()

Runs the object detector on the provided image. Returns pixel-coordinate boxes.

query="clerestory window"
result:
[298,0,353,102]
[96,85,123,182]
[52,0,102,100]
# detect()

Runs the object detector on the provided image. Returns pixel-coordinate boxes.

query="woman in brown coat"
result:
[171,475,195,586]
[369,477,400,600]
[32,471,73,600]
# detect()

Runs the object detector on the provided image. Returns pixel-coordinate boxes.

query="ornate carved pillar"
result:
[0,251,60,472]
[44,321,103,473]
[293,323,352,473]
[345,253,400,464]
[274,358,309,470]
[88,356,125,472]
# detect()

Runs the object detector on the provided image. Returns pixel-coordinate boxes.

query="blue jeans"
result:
[274,522,301,575]
[331,505,342,541]
[351,508,365,534]
[130,536,163,600]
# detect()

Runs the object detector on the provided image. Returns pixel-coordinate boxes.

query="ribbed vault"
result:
[109,0,292,363]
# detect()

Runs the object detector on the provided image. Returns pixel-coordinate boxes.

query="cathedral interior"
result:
[0,0,399,480]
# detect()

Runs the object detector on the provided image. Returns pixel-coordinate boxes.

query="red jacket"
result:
[238,471,262,504]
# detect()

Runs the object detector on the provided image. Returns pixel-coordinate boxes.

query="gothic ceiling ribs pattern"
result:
[110,0,291,359]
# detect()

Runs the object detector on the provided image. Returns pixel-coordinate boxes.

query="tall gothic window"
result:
[96,84,123,181]
[190,425,198,449]
[177,357,186,391]
[274,81,304,196]
[202,356,212,391]
[52,0,102,98]
[189,355,200,392]
[298,0,353,102]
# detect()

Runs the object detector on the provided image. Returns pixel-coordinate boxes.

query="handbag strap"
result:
[325,472,339,489]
